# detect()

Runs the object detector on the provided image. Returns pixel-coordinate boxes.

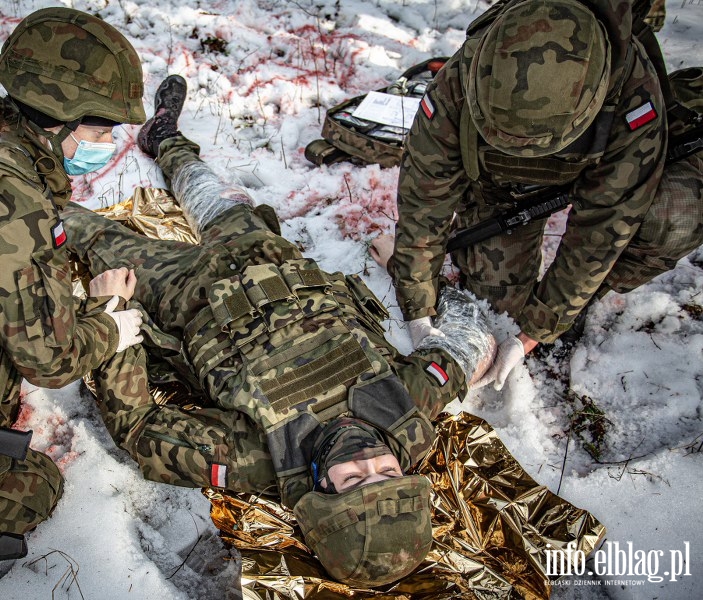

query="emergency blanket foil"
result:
[96,188,606,600]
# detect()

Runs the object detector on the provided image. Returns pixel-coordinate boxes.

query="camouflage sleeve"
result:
[94,342,276,494]
[390,51,470,320]
[0,173,119,388]
[394,348,468,421]
[518,42,667,343]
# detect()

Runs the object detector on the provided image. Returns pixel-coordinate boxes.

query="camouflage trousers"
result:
[68,136,301,340]
[63,136,293,493]
[452,154,703,319]
[0,448,64,537]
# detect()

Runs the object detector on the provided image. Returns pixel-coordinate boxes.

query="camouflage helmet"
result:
[0,7,145,125]
[467,0,611,157]
[294,475,433,587]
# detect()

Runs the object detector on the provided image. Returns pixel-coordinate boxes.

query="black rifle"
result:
[446,122,703,253]
[0,427,32,461]
[446,186,570,252]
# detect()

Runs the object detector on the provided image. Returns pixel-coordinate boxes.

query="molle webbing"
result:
[481,152,588,185]
[261,336,371,413]
[183,258,375,387]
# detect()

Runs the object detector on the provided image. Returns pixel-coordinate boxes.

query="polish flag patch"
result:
[426,361,449,386]
[51,220,67,248]
[625,101,657,131]
[211,463,227,488]
[420,95,435,120]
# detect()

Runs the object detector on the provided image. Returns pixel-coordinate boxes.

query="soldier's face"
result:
[324,453,403,493]
[62,124,116,159]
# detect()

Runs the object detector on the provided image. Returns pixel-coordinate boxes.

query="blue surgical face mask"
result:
[63,133,116,175]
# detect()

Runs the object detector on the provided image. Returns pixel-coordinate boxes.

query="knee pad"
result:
[0,450,64,535]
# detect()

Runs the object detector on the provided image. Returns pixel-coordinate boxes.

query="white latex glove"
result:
[407,316,445,350]
[104,295,144,353]
[472,335,525,390]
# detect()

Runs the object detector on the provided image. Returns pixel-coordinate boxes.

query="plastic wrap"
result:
[416,287,497,384]
[170,159,254,238]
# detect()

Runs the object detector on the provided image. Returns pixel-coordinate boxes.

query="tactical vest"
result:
[183,257,436,507]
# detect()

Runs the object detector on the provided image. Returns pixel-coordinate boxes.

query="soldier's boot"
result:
[137,75,187,158]
[534,304,590,362]
[557,305,589,349]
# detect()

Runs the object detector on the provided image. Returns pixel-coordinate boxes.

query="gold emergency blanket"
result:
[95,186,196,243]
[97,188,606,600]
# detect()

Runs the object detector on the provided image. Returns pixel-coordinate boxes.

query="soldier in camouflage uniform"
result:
[63,75,496,587]
[0,8,146,563]
[387,0,703,389]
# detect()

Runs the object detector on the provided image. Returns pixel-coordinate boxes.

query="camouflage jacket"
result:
[391,0,666,343]
[0,105,118,425]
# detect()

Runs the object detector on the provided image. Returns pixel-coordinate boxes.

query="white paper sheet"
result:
[351,91,421,128]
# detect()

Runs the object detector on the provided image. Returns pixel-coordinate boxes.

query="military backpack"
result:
[304,57,447,168]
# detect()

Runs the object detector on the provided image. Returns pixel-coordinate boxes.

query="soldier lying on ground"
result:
[375,0,703,390]
[0,8,145,567]
[63,75,497,587]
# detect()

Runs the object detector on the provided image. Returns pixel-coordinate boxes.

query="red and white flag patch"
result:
[420,94,435,120]
[426,361,449,386]
[51,220,67,248]
[625,101,657,131]
[211,463,227,488]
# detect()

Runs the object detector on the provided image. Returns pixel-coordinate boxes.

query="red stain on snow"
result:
[11,403,79,471]
[12,400,34,431]
[277,167,399,241]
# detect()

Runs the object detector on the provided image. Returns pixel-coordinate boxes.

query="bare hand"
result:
[89,268,137,300]
[369,233,395,271]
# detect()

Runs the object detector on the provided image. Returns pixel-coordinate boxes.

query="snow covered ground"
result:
[1,1,701,599]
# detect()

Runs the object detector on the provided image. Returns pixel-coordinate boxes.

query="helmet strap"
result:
[24,118,80,164]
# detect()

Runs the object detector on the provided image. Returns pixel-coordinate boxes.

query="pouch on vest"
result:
[342,273,390,342]
[305,58,448,168]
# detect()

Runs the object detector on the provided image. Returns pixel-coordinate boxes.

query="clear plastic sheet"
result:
[417,287,497,384]
[170,159,254,239]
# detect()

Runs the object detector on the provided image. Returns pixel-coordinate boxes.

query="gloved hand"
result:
[104,295,144,353]
[407,316,445,349]
[473,335,525,390]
